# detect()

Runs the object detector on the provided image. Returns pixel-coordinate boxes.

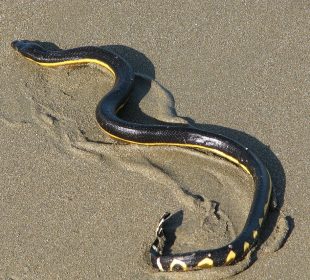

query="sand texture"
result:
[1,1,309,279]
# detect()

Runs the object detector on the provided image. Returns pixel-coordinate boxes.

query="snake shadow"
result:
[104,44,293,256]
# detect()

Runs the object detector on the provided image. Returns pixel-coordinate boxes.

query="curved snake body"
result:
[11,40,272,272]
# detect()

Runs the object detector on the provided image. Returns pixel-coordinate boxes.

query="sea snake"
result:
[11,40,272,272]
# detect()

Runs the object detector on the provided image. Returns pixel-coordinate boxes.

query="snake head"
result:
[11,40,50,61]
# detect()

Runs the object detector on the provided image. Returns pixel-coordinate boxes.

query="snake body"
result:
[11,40,272,272]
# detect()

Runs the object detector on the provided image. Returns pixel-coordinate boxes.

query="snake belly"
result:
[11,40,272,272]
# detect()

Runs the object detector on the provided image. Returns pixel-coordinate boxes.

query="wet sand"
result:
[1,1,309,279]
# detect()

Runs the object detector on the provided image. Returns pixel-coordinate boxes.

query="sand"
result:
[1,1,309,279]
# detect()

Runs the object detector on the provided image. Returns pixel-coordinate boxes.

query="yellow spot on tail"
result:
[253,230,258,239]
[197,257,214,269]
[244,242,250,252]
[225,250,236,264]
[170,259,188,271]
[259,217,263,226]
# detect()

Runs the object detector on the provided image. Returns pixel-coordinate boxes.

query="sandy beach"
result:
[1,1,309,279]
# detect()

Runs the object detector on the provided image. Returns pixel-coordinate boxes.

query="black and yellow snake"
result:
[11,40,272,272]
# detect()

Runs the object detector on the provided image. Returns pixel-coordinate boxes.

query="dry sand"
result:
[1,1,309,279]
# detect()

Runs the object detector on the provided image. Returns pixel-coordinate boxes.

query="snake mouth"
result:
[11,39,23,50]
